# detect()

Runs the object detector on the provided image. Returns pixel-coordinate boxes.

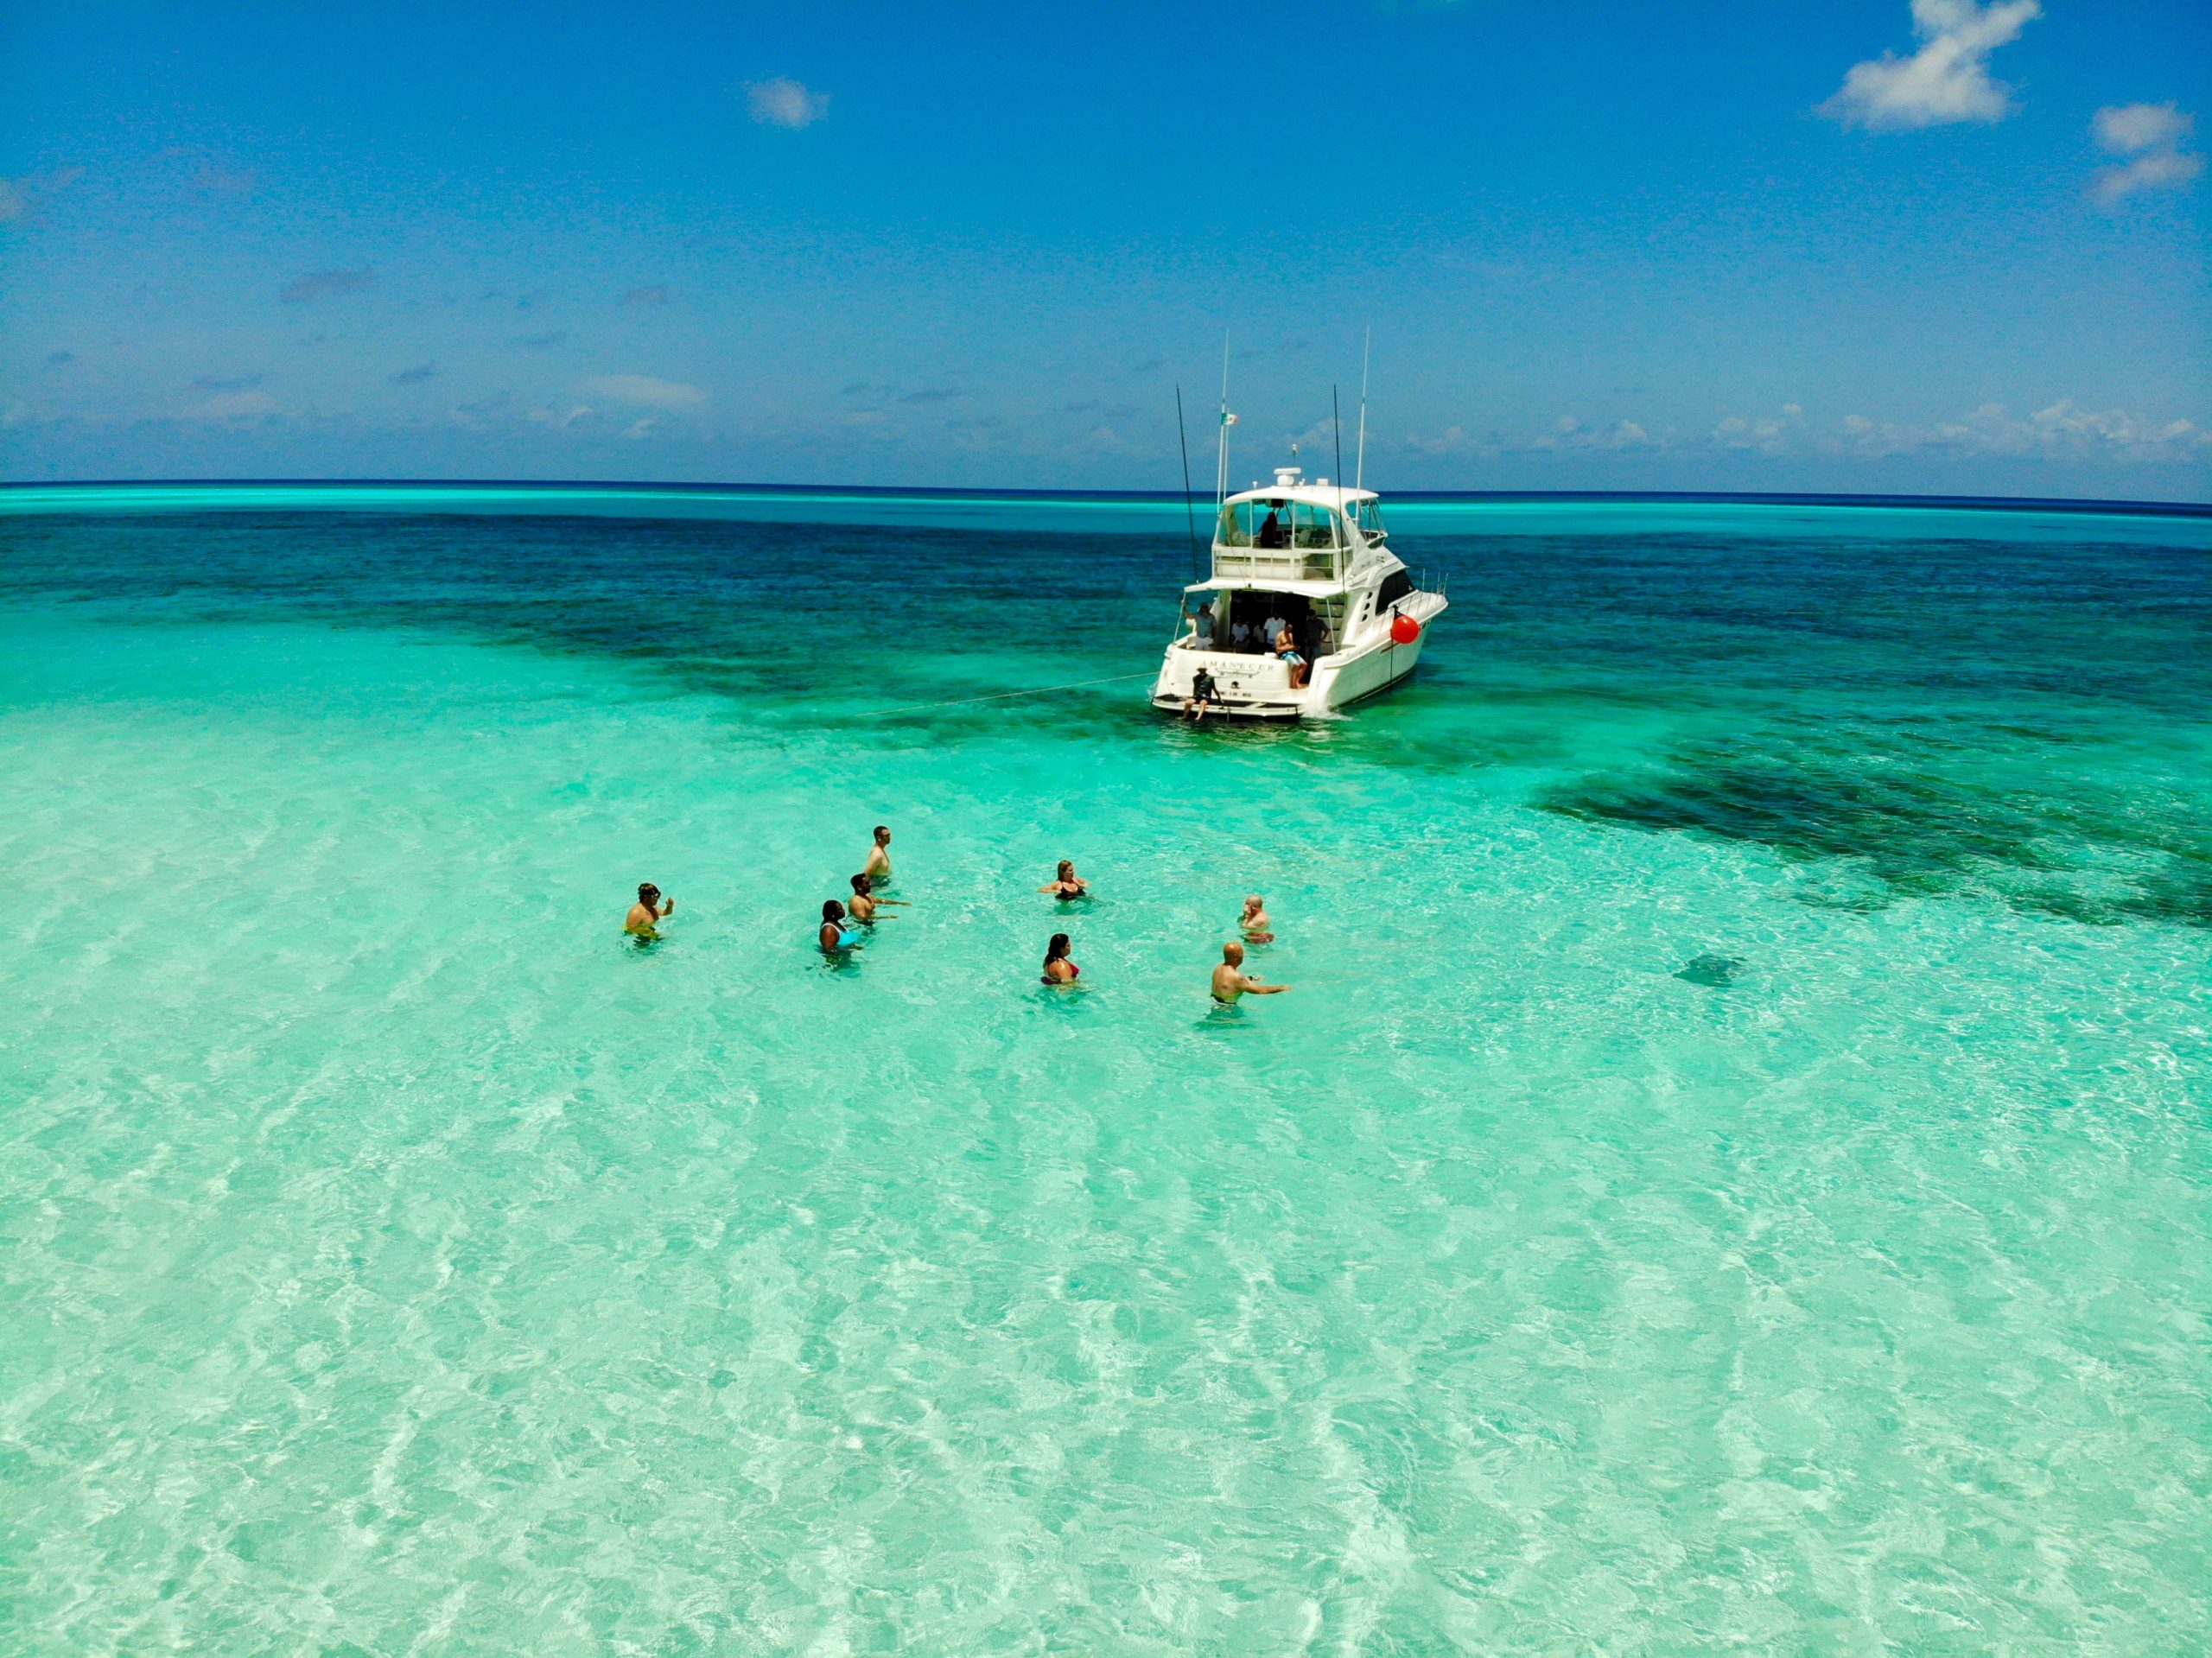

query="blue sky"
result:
[3,1,2207,498]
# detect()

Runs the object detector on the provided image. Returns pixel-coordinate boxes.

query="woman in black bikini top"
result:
[1039,860,1090,899]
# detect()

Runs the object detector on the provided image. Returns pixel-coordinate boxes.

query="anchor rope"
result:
[847,670,1160,720]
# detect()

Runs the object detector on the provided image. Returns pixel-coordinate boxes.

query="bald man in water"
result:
[1211,940,1288,1005]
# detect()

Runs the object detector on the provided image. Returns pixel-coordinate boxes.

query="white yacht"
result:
[1151,463,1446,721]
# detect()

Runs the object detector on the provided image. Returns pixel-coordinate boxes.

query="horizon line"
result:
[3,477,2207,518]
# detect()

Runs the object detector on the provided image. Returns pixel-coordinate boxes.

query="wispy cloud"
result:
[1820,0,2039,131]
[520,332,565,350]
[390,361,437,385]
[1840,400,2209,460]
[1407,425,1492,458]
[579,373,707,410]
[193,160,256,197]
[159,148,256,198]
[2090,103,2202,204]
[0,164,86,225]
[746,77,830,129]
[192,373,264,392]
[898,387,962,405]
[529,403,596,430]
[184,389,283,422]
[1533,416,1662,452]
[282,266,378,303]
[46,350,74,368]
[622,284,671,307]
[1713,404,1807,454]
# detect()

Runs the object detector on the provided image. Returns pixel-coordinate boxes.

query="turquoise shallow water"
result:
[2,492,2209,1653]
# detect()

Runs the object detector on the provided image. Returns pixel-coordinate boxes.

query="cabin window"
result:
[1218,499,1347,549]
[1351,499,1389,537]
[1376,569,1414,610]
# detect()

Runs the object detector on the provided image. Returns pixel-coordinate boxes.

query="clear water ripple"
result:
[0,499,2207,1653]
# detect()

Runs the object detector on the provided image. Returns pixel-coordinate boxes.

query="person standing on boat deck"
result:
[1211,941,1287,1004]
[626,882,674,938]
[1041,932,1079,985]
[1256,509,1287,549]
[863,825,893,885]
[1039,861,1090,899]
[1230,617,1252,652]
[1297,612,1325,665]
[1262,608,1288,648]
[1184,600,1216,645]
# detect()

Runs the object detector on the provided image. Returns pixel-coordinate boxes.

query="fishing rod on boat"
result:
[1176,384,1199,588]
[1333,384,1346,597]
[1333,384,1344,504]
[1356,327,1371,492]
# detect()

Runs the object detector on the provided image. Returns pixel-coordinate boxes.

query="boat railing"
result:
[1211,548,1344,582]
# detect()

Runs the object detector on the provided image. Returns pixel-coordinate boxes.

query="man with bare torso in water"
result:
[1211,940,1288,1005]
[626,882,674,939]
[863,824,893,886]
[848,872,909,923]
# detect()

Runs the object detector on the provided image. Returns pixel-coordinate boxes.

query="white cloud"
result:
[1533,416,1662,452]
[2090,104,2201,203]
[1838,399,2210,460]
[2094,101,2191,156]
[528,403,596,429]
[1819,0,2039,131]
[2094,148,2205,203]
[1406,425,1488,457]
[1713,403,1807,454]
[745,78,830,130]
[578,374,707,410]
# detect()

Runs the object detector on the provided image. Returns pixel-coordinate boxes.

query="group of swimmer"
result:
[625,823,1292,1007]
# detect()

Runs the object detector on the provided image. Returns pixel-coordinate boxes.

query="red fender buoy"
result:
[1389,612,1421,645]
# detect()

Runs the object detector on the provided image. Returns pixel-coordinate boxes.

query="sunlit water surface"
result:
[3,492,2208,1654]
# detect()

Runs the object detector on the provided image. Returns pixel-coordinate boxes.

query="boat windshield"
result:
[1218,499,1346,549]
[1351,498,1389,537]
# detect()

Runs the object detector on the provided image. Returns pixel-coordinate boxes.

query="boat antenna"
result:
[1175,384,1200,587]
[1332,384,1344,559]
[1355,326,1370,491]
[1216,331,1233,511]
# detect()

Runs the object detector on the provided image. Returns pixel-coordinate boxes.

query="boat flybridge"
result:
[1151,463,1446,721]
